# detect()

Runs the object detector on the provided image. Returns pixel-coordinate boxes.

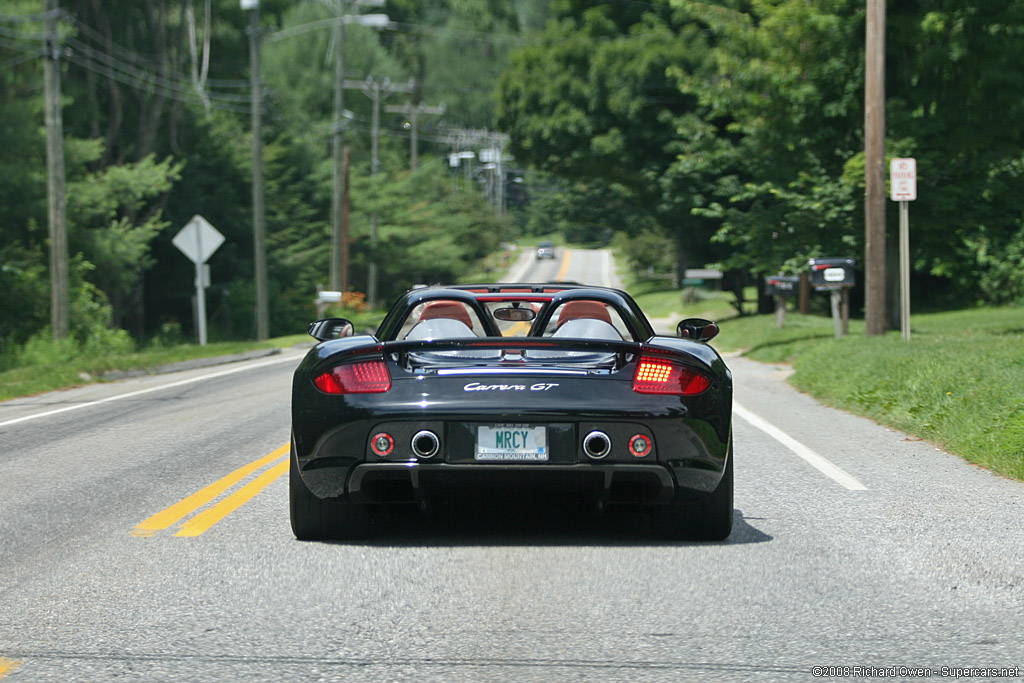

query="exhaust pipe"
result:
[583,431,611,459]
[411,430,440,459]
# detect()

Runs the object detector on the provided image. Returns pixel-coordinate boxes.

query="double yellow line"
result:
[132,444,289,538]
[555,248,573,282]
[0,659,22,679]
[503,249,574,337]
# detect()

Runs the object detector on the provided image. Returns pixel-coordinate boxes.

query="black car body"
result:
[536,241,556,259]
[290,284,733,540]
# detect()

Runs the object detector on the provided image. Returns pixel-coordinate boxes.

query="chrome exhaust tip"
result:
[583,431,611,459]
[411,430,440,459]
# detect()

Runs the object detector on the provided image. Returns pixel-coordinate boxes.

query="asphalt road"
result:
[1,249,1021,681]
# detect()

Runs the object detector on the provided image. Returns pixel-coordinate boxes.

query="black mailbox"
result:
[765,275,799,297]
[808,257,855,288]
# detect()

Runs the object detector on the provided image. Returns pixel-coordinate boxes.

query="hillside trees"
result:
[497,1,721,277]
[498,0,1024,306]
[1,0,518,352]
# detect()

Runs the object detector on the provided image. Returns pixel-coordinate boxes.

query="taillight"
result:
[314,360,391,394]
[632,357,710,395]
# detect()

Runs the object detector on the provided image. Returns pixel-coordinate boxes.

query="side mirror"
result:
[677,318,719,342]
[308,318,354,342]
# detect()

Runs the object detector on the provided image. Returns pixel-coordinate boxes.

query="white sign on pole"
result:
[890,158,917,201]
[172,215,225,346]
[173,214,224,265]
[890,159,916,342]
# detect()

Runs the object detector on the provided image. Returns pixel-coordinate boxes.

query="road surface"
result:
[1,249,1020,681]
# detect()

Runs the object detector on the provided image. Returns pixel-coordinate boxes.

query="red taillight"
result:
[370,432,395,456]
[632,357,711,395]
[629,434,652,458]
[314,360,391,394]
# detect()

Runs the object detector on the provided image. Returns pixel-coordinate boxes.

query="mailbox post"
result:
[808,258,855,338]
[765,275,799,329]
[315,288,343,318]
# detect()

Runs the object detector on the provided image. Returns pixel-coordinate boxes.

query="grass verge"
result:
[0,335,313,403]
[716,306,1024,482]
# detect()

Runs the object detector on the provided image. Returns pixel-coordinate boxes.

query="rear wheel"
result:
[289,447,372,541]
[651,444,733,541]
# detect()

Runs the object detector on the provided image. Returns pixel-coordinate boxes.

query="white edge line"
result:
[733,401,868,491]
[601,250,612,288]
[0,353,306,429]
[508,250,533,284]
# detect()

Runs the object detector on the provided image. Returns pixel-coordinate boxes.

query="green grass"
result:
[716,305,1024,481]
[617,263,757,322]
[0,336,310,403]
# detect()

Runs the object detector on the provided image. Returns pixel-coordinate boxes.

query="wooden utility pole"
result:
[341,145,351,292]
[247,3,269,340]
[330,3,347,292]
[385,101,446,171]
[43,0,69,339]
[351,77,413,307]
[864,0,887,336]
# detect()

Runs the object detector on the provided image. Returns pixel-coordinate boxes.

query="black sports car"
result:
[290,284,733,540]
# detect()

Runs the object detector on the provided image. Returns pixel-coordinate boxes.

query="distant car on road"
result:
[289,283,734,542]
[536,241,556,260]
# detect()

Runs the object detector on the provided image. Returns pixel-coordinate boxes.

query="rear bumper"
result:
[345,461,677,505]
[294,416,730,507]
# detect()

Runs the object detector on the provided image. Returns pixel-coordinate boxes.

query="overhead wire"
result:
[0,9,58,23]
[64,52,253,114]
[63,36,253,105]
[0,50,38,70]
[9,9,512,159]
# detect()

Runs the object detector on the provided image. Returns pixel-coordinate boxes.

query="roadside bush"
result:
[972,225,1024,305]
[15,259,135,368]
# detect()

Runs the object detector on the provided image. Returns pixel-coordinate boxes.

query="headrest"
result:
[420,301,473,329]
[557,301,612,327]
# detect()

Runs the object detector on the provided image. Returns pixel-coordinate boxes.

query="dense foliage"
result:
[0,0,516,363]
[3,0,1023,366]
[498,0,1024,308]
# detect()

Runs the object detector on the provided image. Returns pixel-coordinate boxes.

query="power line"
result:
[0,9,58,23]
[0,51,38,69]
[63,51,254,114]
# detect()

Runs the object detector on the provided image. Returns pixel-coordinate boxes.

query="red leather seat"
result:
[556,301,611,327]
[420,302,473,329]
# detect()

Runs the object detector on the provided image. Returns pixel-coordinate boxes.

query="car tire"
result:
[289,446,372,541]
[651,443,733,541]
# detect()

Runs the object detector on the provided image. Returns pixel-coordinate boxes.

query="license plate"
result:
[476,424,547,461]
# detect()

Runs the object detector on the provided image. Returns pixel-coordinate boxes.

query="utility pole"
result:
[864,0,886,336]
[368,78,382,309]
[328,1,387,292]
[330,2,347,292]
[384,101,446,171]
[43,0,69,339]
[350,76,413,307]
[244,0,269,340]
[447,128,509,215]
[342,145,351,292]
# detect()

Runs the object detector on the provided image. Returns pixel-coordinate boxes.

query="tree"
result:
[497,1,722,275]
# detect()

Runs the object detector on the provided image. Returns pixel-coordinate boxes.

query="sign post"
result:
[890,158,917,342]
[172,215,225,345]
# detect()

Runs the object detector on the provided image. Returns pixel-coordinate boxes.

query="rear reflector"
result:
[629,434,652,458]
[314,360,391,394]
[371,432,395,456]
[632,357,710,395]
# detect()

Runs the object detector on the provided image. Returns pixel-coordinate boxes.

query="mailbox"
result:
[765,275,799,297]
[808,257,855,288]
